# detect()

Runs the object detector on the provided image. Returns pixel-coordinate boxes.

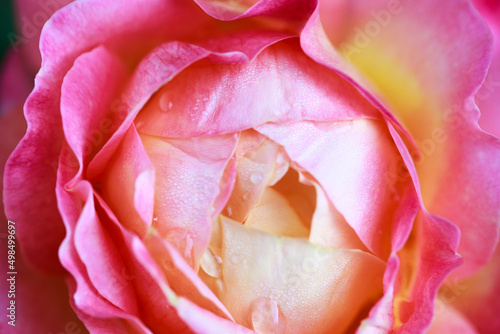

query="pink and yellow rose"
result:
[1,0,500,333]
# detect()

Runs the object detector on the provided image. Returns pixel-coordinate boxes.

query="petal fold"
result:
[208,218,385,333]
[135,40,380,139]
[140,133,238,267]
[304,0,499,278]
[257,119,402,257]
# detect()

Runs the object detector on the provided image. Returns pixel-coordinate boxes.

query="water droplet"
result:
[163,260,174,271]
[215,279,224,293]
[159,94,172,112]
[276,151,285,165]
[184,235,193,259]
[135,120,144,128]
[250,172,263,185]
[231,253,242,264]
[242,192,250,201]
[227,206,232,217]
[249,297,286,334]
[200,248,222,278]
[153,216,158,222]
[292,101,302,111]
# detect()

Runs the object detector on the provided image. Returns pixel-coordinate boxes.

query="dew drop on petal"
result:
[227,206,232,217]
[249,297,286,334]
[159,94,171,112]
[276,151,285,165]
[184,234,193,259]
[135,120,144,128]
[215,279,224,293]
[200,248,222,278]
[163,259,174,271]
[242,192,250,201]
[250,172,263,185]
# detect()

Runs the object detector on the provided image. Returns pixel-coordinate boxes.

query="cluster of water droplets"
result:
[189,96,211,122]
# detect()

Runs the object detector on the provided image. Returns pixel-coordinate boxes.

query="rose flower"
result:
[2,0,500,333]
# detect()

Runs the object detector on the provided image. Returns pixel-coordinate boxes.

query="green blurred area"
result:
[0,0,16,64]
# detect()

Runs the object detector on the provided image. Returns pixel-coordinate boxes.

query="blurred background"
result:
[0,0,15,66]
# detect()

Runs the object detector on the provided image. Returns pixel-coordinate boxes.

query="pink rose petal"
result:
[143,235,234,321]
[60,45,129,183]
[87,31,292,179]
[451,243,500,333]
[428,304,478,334]
[194,0,316,21]
[304,0,499,279]
[56,148,150,330]
[257,118,402,257]
[176,297,256,334]
[136,40,380,139]
[359,124,462,333]
[474,0,500,138]
[4,0,211,274]
[100,125,154,237]
[140,133,238,267]
[73,190,140,317]
[96,195,191,333]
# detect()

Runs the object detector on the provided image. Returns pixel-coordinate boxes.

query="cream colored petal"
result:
[224,132,289,223]
[213,218,385,333]
[271,168,316,229]
[309,183,368,251]
[244,187,309,239]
